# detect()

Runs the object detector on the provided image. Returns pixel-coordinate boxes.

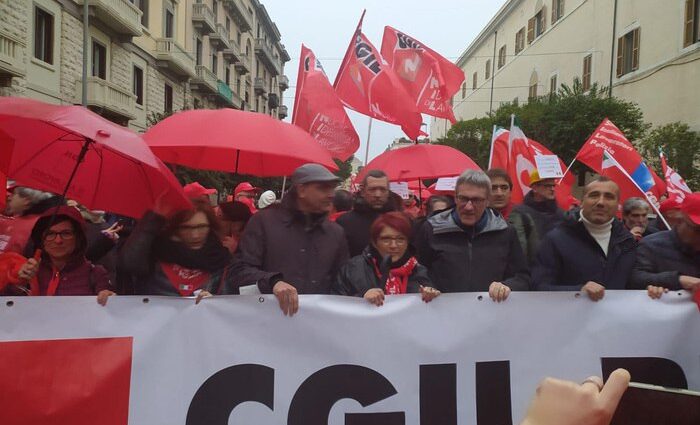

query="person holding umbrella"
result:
[13,206,114,304]
[333,212,440,306]
[117,200,231,300]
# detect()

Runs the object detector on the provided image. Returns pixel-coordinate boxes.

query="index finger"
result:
[599,369,631,408]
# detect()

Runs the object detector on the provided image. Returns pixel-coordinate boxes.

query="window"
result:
[213,0,218,21]
[91,41,107,79]
[528,8,546,44]
[515,28,525,54]
[551,0,564,25]
[236,77,241,94]
[133,66,143,105]
[461,82,466,98]
[472,72,477,89]
[498,45,506,68]
[485,60,491,80]
[34,7,53,64]
[195,39,202,66]
[133,0,148,27]
[616,28,640,77]
[582,54,592,91]
[212,53,218,76]
[550,74,558,94]
[164,84,173,113]
[225,67,230,85]
[528,72,538,100]
[164,9,174,38]
[237,31,242,46]
[226,17,231,33]
[684,0,699,47]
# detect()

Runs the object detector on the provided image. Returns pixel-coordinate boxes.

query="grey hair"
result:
[622,197,650,215]
[455,169,492,196]
[13,187,53,206]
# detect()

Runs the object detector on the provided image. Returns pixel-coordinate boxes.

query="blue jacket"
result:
[630,230,700,290]
[532,218,637,291]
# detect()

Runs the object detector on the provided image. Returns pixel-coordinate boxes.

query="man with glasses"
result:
[337,169,396,256]
[230,164,349,316]
[508,170,566,263]
[415,169,529,302]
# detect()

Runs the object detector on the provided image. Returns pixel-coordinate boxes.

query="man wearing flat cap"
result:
[229,164,349,315]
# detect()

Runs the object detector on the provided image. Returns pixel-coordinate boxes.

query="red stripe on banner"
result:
[0,337,133,425]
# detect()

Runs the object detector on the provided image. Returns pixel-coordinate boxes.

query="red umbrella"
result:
[356,144,481,182]
[0,97,190,218]
[144,109,338,176]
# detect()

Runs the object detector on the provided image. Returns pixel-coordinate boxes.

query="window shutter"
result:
[552,0,558,24]
[540,6,547,32]
[632,28,640,71]
[560,0,564,17]
[616,36,624,77]
[685,0,696,47]
[527,17,535,43]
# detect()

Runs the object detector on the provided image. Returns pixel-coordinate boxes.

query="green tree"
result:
[638,122,700,191]
[333,156,355,182]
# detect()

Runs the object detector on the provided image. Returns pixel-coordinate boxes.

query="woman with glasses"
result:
[333,212,440,306]
[14,206,115,304]
[118,200,231,300]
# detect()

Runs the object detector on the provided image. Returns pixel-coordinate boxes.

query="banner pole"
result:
[364,117,373,166]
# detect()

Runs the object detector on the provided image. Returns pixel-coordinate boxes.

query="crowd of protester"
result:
[1,163,699,316]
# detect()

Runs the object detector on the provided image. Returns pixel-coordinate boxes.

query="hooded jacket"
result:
[415,207,530,292]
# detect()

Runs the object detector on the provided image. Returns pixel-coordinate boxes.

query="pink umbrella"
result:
[0,97,190,218]
[144,109,338,176]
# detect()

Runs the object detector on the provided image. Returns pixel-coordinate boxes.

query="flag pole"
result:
[364,117,373,165]
[488,125,497,169]
[281,176,287,198]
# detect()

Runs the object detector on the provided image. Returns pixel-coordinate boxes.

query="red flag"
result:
[660,150,693,204]
[574,118,666,206]
[380,26,464,124]
[333,12,423,140]
[292,44,360,161]
[0,130,13,212]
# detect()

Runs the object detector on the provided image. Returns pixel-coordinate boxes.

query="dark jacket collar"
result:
[352,196,395,215]
[429,208,508,236]
[523,190,560,213]
[280,192,329,232]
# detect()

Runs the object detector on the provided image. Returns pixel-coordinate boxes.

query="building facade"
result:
[431,0,700,139]
[0,0,289,132]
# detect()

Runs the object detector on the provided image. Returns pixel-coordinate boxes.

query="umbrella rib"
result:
[89,145,105,207]
[8,131,75,180]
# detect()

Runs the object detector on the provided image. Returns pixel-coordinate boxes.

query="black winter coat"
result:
[629,230,700,290]
[508,191,566,264]
[336,198,395,257]
[415,208,530,292]
[531,218,637,291]
[333,246,432,296]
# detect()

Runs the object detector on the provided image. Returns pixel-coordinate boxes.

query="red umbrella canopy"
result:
[0,97,190,218]
[356,144,481,182]
[144,108,338,176]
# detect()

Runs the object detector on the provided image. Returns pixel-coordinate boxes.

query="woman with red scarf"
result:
[333,212,440,306]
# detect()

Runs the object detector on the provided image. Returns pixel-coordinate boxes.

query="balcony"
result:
[254,77,267,95]
[191,65,218,95]
[216,80,242,109]
[77,77,136,121]
[223,0,252,32]
[192,3,216,35]
[209,23,231,50]
[278,105,288,119]
[278,75,289,91]
[223,42,241,63]
[77,0,142,37]
[155,38,196,79]
[0,29,25,84]
[234,54,250,74]
[254,38,280,76]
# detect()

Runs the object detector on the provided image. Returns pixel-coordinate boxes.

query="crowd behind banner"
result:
[0,163,698,315]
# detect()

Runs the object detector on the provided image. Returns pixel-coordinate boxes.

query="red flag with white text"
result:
[333,12,423,140]
[380,26,464,124]
[660,149,693,204]
[292,44,360,161]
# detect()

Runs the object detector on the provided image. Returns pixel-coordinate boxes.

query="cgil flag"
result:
[659,149,693,204]
[292,44,360,161]
[380,26,464,124]
[334,12,423,140]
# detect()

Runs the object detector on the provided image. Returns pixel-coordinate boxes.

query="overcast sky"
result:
[263,0,507,164]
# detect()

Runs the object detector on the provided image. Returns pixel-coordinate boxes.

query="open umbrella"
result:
[356,143,481,182]
[144,109,338,176]
[0,97,190,218]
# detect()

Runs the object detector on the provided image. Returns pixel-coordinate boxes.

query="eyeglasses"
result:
[44,230,75,241]
[177,224,211,233]
[456,196,487,206]
[377,236,408,246]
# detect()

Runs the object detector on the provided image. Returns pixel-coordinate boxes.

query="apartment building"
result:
[431,0,700,138]
[0,0,290,132]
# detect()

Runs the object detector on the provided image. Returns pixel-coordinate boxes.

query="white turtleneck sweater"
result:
[580,213,615,256]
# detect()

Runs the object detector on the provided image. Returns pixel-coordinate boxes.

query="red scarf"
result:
[372,256,418,295]
[159,262,211,296]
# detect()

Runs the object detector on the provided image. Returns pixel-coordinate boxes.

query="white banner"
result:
[1,292,699,425]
